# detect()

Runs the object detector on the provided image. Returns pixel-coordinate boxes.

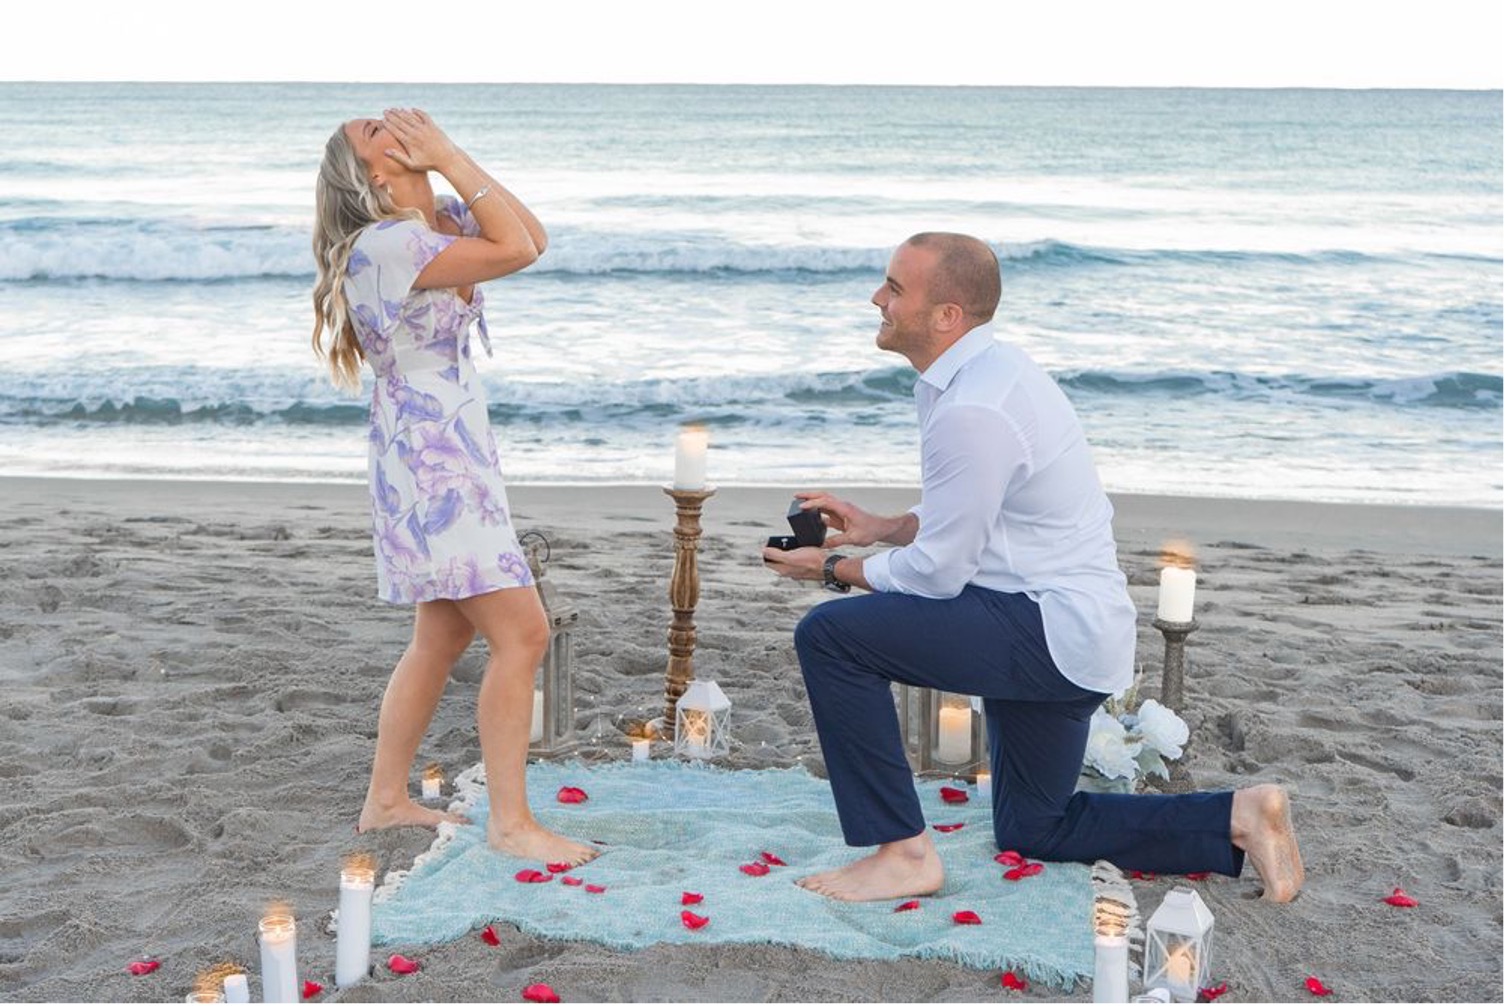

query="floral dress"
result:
[343,195,533,604]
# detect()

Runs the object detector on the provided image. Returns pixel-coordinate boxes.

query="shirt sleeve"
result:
[863,403,1026,598]
[345,218,457,334]
[436,193,483,238]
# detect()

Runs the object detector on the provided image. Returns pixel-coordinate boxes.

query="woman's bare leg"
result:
[456,586,597,866]
[358,599,475,832]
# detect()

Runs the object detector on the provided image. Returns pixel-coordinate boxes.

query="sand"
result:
[0,476,1499,1003]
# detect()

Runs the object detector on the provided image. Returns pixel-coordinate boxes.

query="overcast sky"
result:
[5,0,1501,88]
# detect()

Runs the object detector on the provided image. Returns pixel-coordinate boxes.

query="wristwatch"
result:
[822,553,851,593]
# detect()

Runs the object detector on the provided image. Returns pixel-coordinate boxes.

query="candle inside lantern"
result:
[673,425,709,490]
[421,763,443,800]
[1165,944,1196,987]
[257,909,299,1005]
[937,704,971,764]
[221,973,249,1004]
[530,688,544,743]
[680,710,710,757]
[335,854,376,988]
[975,770,992,802]
[1092,896,1131,1003]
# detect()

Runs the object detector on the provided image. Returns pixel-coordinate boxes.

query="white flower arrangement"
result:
[1081,675,1189,792]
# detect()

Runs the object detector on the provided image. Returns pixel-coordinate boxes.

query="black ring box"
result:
[767,498,827,551]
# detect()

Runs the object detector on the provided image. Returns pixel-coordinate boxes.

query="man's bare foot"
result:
[488,819,598,866]
[796,833,943,902]
[358,797,467,834]
[1231,784,1304,903]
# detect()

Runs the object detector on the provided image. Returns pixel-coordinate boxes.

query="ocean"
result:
[0,83,1499,506]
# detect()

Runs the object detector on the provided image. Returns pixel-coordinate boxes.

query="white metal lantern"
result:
[523,533,578,758]
[896,686,988,777]
[1142,887,1214,1002]
[674,678,731,759]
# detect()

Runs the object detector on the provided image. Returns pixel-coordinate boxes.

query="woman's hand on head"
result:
[380,108,460,173]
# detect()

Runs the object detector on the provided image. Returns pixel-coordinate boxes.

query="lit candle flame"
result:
[341,851,377,884]
[1160,538,1196,570]
[259,901,296,938]
[422,762,443,783]
[1093,895,1131,938]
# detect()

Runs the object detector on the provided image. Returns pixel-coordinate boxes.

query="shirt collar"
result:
[917,321,997,391]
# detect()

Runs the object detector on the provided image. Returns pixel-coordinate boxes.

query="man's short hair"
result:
[905,232,1001,322]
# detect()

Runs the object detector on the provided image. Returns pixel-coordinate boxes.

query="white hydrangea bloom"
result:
[1084,709,1141,780]
[1134,699,1189,760]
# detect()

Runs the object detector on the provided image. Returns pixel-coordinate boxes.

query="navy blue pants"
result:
[793,585,1244,876]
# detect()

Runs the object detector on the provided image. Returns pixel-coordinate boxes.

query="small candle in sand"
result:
[335,853,376,988]
[975,770,992,802]
[530,688,545,743]
[421,763,443,800]
[257,909,299,1004]
[221,973,249,1004]
[673,425,709,490]
[632,737,651,763]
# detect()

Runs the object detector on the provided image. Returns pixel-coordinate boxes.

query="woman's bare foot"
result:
[796,833,943,902]
[488,819,598,866]
[358,797,467,834]
[1231,784,1304,903]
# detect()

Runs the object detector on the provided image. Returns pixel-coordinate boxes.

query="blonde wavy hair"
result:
[310,126,421,389]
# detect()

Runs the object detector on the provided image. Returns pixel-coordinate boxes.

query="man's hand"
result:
[761,544,825,582]
[795,491,889,548]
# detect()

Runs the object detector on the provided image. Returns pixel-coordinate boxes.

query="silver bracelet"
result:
[465,185,492,210]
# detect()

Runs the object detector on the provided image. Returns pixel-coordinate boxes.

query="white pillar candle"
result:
[1157,566,1196,622]
[529,688,545,743]
[1093,933,1129,1003]
[937,705,971,764]
[335,868,375,988]
[975,770,992,802]
[421,775,441,800]
[632,738,651,763]
[257,914,299,1004]
[673,426,709,490]
[222,974,250,1005]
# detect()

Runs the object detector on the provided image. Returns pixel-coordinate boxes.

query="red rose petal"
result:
[952,910,983,925]
[585,884,606,894]
[1383,887,1419,908]
[1001,971,1028,991]
[481,924,501,946]
[1128,869,1158,880]
[546,862,573,874]
[514,869,553,884]
[1184,871,1211,881]
[560,876,584,887]
[681,910,710,930]
[1305,976,1334,997]
[126,960,160,976]
[681,891,704,905]
[995,850,1026,867]
[894,900,921,912]
[932,823,966,833]
[302,979,324,999]
[556,786,588,804]
[522,982,562,1003]
[1004,862,1043,881]
[1201,982,1230,1001]
[760,851,787,866]
[387,954,421,975]
[939,786,970,804]
[740,861,771,876]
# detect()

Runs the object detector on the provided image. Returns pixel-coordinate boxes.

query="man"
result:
[762,232,1303,904]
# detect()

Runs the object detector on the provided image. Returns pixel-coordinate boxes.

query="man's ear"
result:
[933,302,966,333]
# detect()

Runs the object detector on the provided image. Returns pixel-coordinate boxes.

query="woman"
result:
[312,108,595,866]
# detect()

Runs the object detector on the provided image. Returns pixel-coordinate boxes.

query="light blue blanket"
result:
[371,760,1105,989]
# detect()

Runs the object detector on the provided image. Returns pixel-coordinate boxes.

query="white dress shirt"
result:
[862,322,1137,694]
